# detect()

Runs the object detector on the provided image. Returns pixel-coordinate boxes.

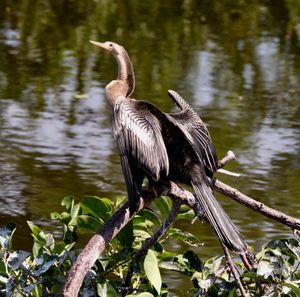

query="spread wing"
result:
[166,90,218,175]
[113,96,169,214]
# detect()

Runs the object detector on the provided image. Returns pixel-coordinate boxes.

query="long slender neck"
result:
[105,47,135,107]
[116,50,135,97]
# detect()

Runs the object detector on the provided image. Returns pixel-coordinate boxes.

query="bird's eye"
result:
[109,43,113,48]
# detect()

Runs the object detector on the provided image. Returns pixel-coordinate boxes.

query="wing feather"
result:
[167,90,218,174]
[113,96,169,213]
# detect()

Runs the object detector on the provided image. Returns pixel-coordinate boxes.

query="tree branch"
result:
[218,150,236,167]
[61,151,300,296]
[61,189,157,297]
[223,246,250,297]
[214,179,300,232]
[61,183,193,297]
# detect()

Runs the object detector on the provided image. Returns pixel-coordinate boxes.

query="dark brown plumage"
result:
[90,40,247,253]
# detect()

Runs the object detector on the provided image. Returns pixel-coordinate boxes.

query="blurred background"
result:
[0,0,300,293]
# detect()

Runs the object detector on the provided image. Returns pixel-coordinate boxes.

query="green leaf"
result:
[106,248,134,269]
[177,208,195,220]
[283,282,300,296]
[97,282,117,297]
[159,258,189,273]
[63,229,77,245]
[81,196,112,222]
[139,209,161,226]
[133,216,149,228]
[32,241,42,258]
[154,197,171,218]
[27,221,40,237]
[126,293,154,297]
[68,215,102,232]
[27,221,46,245]
[0,223,16,250]
[50,212,61,220]
[32,283,43,297]
[134,229,151,241]
[50,284,62,294]
[58,212,72,225]
[8,251,30,270]
[192,272,214,289]
[70,203,81,218]
[74,93,88,99]
[257,260,273,278]
[0,275,8,284]
[115,196,127,208]
[61,196,74,211]
[116,220,134,247]
[144,249,162,294]
[183,250,203,271]
[168,228,203,246]
[228,287,238,297]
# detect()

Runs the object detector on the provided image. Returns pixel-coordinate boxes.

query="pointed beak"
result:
[89,40,110,51]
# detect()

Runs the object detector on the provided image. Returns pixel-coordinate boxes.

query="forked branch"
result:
[62,151,300,296]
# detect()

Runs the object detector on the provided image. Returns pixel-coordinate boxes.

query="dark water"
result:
[1,0,300,294]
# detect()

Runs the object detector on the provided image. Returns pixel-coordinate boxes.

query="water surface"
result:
[1,0,300,294]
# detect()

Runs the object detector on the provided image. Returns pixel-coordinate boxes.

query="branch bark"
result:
[223,246,250,297]
[61,183,193,297]
[214,179,300,231]
[61,153,300,296]
[61,189,157,297]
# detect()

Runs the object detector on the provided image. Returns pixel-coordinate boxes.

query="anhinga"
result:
[90,40,247,253]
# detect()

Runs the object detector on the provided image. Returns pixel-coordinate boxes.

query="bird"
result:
[90,40,248,253]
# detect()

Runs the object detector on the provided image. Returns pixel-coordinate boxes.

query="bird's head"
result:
[90,40,135,97]
[89,40,124,57]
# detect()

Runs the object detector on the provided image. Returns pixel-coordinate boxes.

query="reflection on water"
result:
[1,0,300,294]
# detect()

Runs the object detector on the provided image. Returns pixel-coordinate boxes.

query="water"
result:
[1,0,300,294]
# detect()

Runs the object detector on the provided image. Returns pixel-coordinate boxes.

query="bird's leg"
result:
[148,179,169,197]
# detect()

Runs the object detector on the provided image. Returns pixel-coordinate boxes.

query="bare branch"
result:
[61,151,300,296]
[217,168,241,177]
[223,246,250,297]
[61,183,194,297]
[214,179,300,232]
[218,150,236,168]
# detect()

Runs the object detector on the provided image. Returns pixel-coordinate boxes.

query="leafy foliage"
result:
[0,196,299,296]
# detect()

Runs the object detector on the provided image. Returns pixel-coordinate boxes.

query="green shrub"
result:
[0,196,299,296]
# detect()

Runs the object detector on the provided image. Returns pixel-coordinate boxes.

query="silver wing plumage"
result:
[113,96,169,213]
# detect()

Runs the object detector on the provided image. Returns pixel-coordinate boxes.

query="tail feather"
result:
[120,155,138,215]
[191,180,247,253]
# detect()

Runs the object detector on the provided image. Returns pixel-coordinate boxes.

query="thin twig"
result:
[217,168,241,177]
[223,246,250,297]
[61,183,193,297]
[218,150,236,168]
[62,151,300,296]
[123,197,182,295]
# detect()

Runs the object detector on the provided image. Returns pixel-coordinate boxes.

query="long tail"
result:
[191,180,248,253]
